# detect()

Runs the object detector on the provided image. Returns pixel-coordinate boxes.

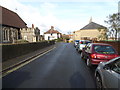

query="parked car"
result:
[76,40,91,53]
[95,56,120,89]
[74,40,79,47]
[81,43,119,67]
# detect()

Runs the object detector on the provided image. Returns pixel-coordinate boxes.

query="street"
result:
[3,42,97,88]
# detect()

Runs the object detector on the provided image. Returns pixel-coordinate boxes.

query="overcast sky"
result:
[0,0,119,34]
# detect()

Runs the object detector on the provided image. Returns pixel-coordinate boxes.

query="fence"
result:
[2,40,55,61]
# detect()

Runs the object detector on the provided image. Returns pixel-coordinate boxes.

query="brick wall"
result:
[2,40,55,61]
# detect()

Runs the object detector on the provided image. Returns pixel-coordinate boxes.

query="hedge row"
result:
[2,40,55,61]
[93,41,120,55]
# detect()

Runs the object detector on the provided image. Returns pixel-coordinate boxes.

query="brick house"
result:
[44,26,61,40]
[0,6,27,43]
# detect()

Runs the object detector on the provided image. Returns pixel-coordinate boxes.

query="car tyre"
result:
[86,58,92,67]
[96,74,103,90]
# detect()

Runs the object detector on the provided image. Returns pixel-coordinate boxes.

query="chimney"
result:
[32,24,34,28]
[89,17,92,23]
[51,26,54,30]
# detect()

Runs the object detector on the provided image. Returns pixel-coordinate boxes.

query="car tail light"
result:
[90,54,97,59]
[115,54,119,57]
[80,41,83,44]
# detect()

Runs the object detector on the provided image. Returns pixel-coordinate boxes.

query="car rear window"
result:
[94,45,116,54]
[75,40,79,43]
[80,41,91,44]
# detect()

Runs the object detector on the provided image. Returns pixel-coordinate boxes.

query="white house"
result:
[44,26,61,40]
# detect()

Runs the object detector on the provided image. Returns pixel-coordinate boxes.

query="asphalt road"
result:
[2,42,97,88]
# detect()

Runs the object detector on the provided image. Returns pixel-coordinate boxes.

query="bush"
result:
[15,39,29,44]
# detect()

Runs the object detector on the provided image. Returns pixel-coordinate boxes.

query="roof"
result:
[80,22,106,30]
[1,6,27,28]
[44,29,60,34]
[91,43,112,46]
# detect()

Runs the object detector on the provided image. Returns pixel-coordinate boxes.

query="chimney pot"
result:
[32,24,34,28]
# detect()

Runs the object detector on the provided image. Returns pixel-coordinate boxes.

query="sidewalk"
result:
[2,44,56,72]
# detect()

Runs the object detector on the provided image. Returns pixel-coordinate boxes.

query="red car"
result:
[81,43,119,67]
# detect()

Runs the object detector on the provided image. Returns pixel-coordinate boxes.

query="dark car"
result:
[81,43,119,67]
[95,56,120,89]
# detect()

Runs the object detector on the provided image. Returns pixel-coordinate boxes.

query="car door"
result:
[84,43,91,59]
[102,59,120,88]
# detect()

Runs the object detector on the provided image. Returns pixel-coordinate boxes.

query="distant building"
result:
[73,19,107,41]
[0,6,27,43]
[44,26,61,40]
[20,24,40,42]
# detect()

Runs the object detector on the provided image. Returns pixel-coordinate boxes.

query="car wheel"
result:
[96,74,103,90]
[86,58,92,67]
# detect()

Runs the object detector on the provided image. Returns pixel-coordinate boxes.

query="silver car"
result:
[76,40,91,53]
[95,56,120,89]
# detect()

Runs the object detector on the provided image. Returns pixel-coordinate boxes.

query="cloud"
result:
[17,0,119,2]
[0,0,60,34]
[0,0,119,35]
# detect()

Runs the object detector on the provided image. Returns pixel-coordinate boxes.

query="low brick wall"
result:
[2,40,55,61]
[93,41,120,55]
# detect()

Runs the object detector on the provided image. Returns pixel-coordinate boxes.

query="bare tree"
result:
[105,13,120,40]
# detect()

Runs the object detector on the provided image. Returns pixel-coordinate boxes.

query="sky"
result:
[0,0,119,35]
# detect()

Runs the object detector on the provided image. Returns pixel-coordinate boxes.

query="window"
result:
[24,36,28,40]
[94,45,116,54]
[3,29,9,41]
[111,59,120,74]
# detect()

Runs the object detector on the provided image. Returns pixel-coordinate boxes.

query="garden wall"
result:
[2,40,55,61]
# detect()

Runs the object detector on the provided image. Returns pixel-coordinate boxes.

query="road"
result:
[2,42,97,88]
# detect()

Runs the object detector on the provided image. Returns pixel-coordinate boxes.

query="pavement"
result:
[2,44,56,72]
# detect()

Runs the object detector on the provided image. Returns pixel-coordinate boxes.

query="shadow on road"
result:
[2,71,31,88]
[70,72,86,88]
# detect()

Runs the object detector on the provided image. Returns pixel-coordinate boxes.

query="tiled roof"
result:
[80,22,106,30]
[44,29,60,34]
[1,6,27,28]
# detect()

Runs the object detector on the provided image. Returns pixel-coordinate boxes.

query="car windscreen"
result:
[94,45,116,54]
[75,40,79,42]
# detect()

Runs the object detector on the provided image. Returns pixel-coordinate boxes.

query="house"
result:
[73,20,107,41]
[44,26,61,40]
[20,24,40,42]
[0,6,27,43]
